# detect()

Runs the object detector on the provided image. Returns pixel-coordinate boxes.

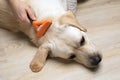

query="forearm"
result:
[7,0,19,8]
[7,0,19,12]
[7,0,18,4]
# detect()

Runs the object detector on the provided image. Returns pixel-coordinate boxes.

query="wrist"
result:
[8,0,19,5]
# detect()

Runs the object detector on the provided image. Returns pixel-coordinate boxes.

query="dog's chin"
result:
[82,62,101,71]
[87,64,99,68]
[75,58,100,68]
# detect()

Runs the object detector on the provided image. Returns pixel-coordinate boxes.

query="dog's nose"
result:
[90,54,102,65]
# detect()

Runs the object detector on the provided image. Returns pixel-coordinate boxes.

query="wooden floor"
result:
[0,0,120,80]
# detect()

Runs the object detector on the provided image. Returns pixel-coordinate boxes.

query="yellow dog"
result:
[0,0,101,72]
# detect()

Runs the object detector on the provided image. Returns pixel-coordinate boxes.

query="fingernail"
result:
[32,16,36,20]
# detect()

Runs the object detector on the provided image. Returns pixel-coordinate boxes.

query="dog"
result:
[0,0,102,72]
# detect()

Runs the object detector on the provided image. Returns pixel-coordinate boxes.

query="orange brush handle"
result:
[27,13,52,37]
[32,19,52,37]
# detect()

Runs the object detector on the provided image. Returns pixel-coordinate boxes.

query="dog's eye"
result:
[80,36,85,46]
[69,54,76,59]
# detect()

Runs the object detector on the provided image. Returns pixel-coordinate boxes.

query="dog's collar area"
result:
[32,19,52,38]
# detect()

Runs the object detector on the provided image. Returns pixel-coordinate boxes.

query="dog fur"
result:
[0,0,101,72]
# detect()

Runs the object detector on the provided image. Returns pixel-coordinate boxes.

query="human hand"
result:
[8,0,36,25]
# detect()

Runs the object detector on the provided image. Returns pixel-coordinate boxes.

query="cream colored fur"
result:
[0,0,101,72]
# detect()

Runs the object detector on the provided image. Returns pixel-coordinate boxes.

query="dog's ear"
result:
[59,11,87,32]
[30,45,50,72]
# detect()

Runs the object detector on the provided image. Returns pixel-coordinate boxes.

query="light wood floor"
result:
[0,0,120,80]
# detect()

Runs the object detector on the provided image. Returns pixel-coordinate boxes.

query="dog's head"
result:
[41,11,102,68]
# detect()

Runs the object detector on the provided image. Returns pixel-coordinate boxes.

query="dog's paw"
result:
[30,62,43,72]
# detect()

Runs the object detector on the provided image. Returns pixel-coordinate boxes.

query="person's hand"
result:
[8,0,36,25]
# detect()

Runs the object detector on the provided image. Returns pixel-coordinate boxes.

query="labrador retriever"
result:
[0,0,101,72]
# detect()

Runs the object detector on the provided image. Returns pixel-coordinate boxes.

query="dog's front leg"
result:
[30,46,50,72]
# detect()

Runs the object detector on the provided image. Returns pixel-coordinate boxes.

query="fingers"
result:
[19,7,36,25]
[8,0,36,25]
[16,10,31,25]
[26,7,36,21]
[16,7,36,25]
